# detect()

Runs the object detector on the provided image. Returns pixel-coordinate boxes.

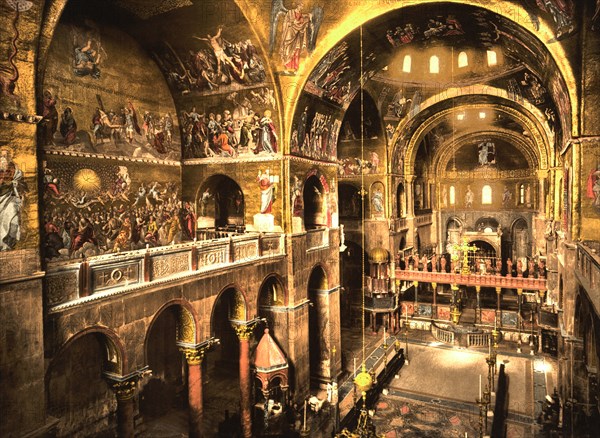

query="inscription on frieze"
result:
[152,253,189,279]
[92,263,140,292]
[199,247,228,268]
[234,242,258,262]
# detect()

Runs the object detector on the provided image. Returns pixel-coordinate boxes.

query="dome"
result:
[369,247,390,264]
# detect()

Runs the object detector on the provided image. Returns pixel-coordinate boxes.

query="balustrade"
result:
[45,233,285,311]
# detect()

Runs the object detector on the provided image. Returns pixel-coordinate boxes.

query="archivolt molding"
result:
[281,0,577,145]
[389,85,555,152]
[403,104,550,177]
[433,129,539,177]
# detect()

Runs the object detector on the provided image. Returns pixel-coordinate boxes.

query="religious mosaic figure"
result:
[0,150,26,250]
[72,27,105,79]
[502,186,512,206]
[258,170,276,214]
[586,164,600,209]
[269,0,324,74]
[465,185,474,208]
[371,188,384,215]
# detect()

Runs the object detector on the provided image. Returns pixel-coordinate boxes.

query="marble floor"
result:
[140,325,556,437]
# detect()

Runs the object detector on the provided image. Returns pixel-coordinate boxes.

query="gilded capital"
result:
[233,323,253,340]
[111,379,137,401]
[180,346,205,365]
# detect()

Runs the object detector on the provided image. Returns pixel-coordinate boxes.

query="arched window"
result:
[519,184,525,204]
[429,55,440,74]
[458,51,468,68]
[487,50,497,66]
[449,186,456,205]
[402,55,411,73]
[482,185,492,205]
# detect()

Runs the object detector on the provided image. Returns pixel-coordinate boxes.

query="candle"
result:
[488,337,491,356]
[479,374,482,400]
[303,399,307,430]
[383,327,386,344]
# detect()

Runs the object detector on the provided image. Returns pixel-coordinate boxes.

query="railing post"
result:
[79,256,90,297]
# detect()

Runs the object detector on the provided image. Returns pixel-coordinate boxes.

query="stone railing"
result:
[45,233,285,311]
[306,227,329,250]
[467,332,490,348]
[577,241,600,312]
[432,323,455,344]
[395,269,547,291]
[415,213,433,226]
[391,217,408,232]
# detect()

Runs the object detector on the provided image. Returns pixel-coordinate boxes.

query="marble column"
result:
[233,324,253,438]
[109,379,137,438]
[180,347,206,438]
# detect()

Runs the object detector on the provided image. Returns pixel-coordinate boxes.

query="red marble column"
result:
[235,326,253,438]
[182,348,205,438]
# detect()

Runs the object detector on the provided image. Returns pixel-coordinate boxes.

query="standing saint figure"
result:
[258,169,276,214]
[254,110,278,154]
[0,150,27,251]
[371,188,384,215]
[279,2,313,73]
[465,185,474,208]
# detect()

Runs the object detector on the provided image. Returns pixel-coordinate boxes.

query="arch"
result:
[434,129,539,176]
[481,185,493,205]
[486,49,497,67]
[429,55,440,74]
[470,239,498,259]
[308,264,330,291]
[212,284,249,326]
[448,185,456,206]
[401,100,551,177]
[50,326,127,375]
[144,299,200,358]
[46,329,120,437]
[257,273,288,308]
[475,216,500,232]
[141,305,185,420]
[339,182,362,219]
[402,54,412,73]
[511,217,530,261]
[285,0,577,145]
[396,182,405,217]
[303,173,329,229]
[458,51,468,68]
[195,174,245,230]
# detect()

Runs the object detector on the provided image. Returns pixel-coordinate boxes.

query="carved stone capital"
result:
[180,346,206,365]
[111,379,137,401]
[232,323,253,341]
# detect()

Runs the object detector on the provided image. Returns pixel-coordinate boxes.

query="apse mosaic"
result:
[42,158,188,262]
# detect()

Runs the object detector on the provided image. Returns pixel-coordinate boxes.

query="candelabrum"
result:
[477,395,488,438]
[403,322,410,365]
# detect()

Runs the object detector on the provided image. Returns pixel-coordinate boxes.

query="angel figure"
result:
[269,1,324,74]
